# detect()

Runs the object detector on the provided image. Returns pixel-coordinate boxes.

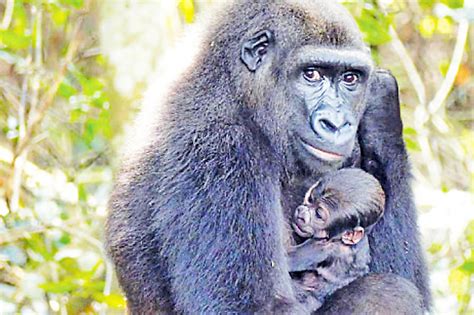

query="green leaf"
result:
[465,220,474,245]
[59,233,72,245]
[58,257,80,274]
[356,9,392,46]
[12,1,28,34]
[49,4,69,27]
[460,261,474,273]
[441,0,464,9]
[59,80,77,98]
[418,15,437,38]
[40,279,79,294]
[427,242,443,254]
[59,0,84,9]
[93,293,126,309]
[403,127,417,136]
[418,0,436,10]
[404,137,421,152]
[0,30,31,49]
[26,234,55,261]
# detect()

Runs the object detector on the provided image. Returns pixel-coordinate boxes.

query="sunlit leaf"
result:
[427,242,443,254]
[418,0,436,10]
[0,30,31,49]
[93,293,126,309]
[404,137,421,152]
[41,279,79,293]
[441,0,464,9]
[448,268,470,297]
[26,234,55,261]
[460,261,474,273]
[179,0,195,24]
[466,220,474,245]
[59,80,77,98]
[403,127,418,136]
[49,4,70,27]
[59,0,84,9]
[356,9,392,45]
[437,17,453,35]
[12,1,28,34]
[418,16,436,38]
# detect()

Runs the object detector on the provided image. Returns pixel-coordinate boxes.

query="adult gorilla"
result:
[105,0,430,313]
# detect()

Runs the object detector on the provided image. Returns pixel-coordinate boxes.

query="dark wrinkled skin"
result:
[105,1,430,314]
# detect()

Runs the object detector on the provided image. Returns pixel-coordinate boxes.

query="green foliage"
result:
[355,8,393,45]
[0,0,120,313]
[442,0,464,9]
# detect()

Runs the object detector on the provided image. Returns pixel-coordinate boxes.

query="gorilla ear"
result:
[240,30,274,72]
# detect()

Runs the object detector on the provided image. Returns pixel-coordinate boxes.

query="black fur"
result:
[316,273,424,315]
[105,1,430,313]
[287,169,385,310]
[358,70,431,308]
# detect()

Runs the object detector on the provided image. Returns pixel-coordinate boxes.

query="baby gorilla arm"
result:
[287,226,365,273]
[287,240,334,272]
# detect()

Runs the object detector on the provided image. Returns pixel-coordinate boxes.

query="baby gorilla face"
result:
[293,204,329,239]
[293,204,365,245]
[292,168,385,244]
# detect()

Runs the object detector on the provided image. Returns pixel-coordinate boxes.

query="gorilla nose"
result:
[310,106,355,145]
[295,205,311,226]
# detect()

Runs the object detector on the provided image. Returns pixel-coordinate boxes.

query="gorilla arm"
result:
[358,70,431,309]
[157,124,303,313]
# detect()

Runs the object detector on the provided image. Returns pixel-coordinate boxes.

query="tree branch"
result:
[428,19,469,114]
[1,0,14,30]
[14,18,83,157]
[388,26,427,107]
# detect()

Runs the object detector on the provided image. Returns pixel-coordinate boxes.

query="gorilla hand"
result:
[357,70,432,309]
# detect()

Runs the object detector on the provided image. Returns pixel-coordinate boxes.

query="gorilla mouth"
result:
[300,139,344,161]
[292,222,314,238]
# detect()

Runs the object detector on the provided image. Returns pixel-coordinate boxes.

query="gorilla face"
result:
[241,30,373,170]
[287,47,372,166]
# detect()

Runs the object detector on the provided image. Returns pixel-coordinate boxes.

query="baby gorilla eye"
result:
[315,207,324,220]
[303,68,321,82]
[342,72,359,85]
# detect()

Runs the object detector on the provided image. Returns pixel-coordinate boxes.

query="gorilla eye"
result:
[342,72,359,85]
[315,208,324,220]
[303,68,321,82]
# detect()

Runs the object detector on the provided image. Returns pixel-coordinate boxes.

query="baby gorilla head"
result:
[292,168,385,243]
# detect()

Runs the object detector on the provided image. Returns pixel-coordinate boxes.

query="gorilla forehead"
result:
[210,0,366,51]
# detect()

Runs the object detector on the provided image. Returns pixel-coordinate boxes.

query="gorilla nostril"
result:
[342,121,352,129]
[319,119,338,133]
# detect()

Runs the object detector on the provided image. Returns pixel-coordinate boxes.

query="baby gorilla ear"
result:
[240,30,274,72]
[341,226,365,245]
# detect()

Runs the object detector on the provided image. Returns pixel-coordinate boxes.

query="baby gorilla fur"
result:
[287,168,385,310]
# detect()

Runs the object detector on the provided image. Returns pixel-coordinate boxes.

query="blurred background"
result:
[0,0,472,314]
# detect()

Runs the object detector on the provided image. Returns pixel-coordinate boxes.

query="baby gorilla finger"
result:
[341,227,365,245]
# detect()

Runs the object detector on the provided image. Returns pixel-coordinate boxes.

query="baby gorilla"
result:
[288,168,385,310]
